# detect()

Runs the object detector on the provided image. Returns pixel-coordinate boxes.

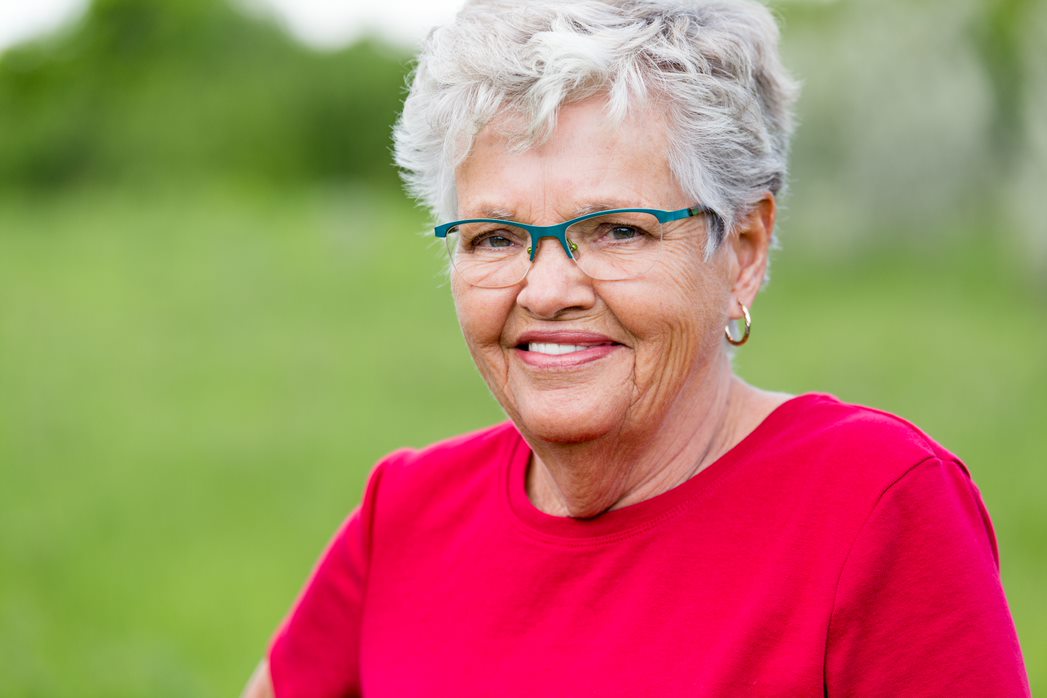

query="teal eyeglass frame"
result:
[435,204,718,261]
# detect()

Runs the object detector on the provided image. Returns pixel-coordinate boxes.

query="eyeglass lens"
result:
[444,211,664,288]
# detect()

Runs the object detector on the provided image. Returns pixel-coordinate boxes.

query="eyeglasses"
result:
[435,205,716,289]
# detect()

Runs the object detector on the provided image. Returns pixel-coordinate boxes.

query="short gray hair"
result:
[393,0,799,251]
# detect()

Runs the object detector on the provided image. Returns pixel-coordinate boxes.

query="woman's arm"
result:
[259,456,393,697]
[241,660,274,698]
[825,457,1029,694]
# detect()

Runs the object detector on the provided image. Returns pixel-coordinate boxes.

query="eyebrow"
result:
[572,201,631,217]
[466,200,638,222]
[478,207,517,220]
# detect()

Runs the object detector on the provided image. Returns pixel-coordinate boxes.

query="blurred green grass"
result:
[1,186,1043,695]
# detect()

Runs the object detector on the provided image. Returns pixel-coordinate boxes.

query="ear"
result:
[726,193,776,318]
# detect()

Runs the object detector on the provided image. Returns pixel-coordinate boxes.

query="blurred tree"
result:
[971,0,1033,174]
[1,0,1042,269]
[0,0,411,190]
[767,0,1044,269]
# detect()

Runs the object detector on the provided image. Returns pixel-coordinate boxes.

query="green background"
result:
[1,0,1044,694]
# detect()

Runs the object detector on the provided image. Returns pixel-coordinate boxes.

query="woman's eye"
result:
[473,231,517,249]
[608,225,641,241]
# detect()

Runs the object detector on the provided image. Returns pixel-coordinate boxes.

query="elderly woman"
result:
[244,0,1029,695]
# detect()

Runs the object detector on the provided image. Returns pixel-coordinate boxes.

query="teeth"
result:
[528,342,590,355]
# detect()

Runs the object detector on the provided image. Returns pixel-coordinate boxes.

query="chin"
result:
[511,403,623,445]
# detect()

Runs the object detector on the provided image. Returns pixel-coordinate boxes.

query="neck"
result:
[526,364,768,519]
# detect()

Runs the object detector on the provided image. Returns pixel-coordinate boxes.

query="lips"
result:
[513,330,622,366]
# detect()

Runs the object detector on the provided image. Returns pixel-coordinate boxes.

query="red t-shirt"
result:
[269,394,1030,696]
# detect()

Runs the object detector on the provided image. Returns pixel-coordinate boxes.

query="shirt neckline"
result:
[503,392,837,544]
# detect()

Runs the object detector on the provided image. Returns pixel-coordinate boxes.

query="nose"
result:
[515,237,596,319]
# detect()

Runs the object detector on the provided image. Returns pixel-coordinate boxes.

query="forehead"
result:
[455,96,684,220]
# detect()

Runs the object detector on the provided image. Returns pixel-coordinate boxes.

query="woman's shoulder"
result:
[380,420,523,471]
[364,421,525,507]
[760,392,969,493]
[783,392,957,455]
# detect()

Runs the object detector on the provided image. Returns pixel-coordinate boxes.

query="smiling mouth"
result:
[518,341,619,356]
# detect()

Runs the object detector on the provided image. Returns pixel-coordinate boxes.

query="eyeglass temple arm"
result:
[671,204,724,237]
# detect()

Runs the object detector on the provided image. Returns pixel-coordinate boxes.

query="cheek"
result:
[670,250,731,333]
[453,283,514,364]
[652,252,726,325]
[626,260,728,381]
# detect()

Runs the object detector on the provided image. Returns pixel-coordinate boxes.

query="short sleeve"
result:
[825,457,1030,696]
[268,459,389,698]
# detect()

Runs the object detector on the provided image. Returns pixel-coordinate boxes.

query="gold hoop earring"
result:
[724,302,751,347]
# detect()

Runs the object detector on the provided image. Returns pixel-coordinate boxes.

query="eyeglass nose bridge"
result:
[525,225,579,262]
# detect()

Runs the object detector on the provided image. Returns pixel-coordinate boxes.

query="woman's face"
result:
[452,96,735,445]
